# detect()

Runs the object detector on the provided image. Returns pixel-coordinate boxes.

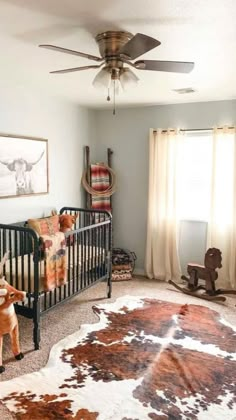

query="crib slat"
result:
[76,232,79,292]
[59,283,62,302]
[54,284,57,306]
[83,231,86,289]
[88,229,91,285]
[68,241,71,297]
[2,229,6,277]
[72,235,75,294]
[44,293,48,312]
[9,230,13,282]
[95,227,97,279]
[91,227,94,283]
[85,231,87,288]
[20,233,24,291]
[79,231,81,290]
[27,234,31,307]
[14,231,19,291]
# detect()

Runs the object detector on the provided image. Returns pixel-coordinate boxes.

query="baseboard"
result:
[133,268,145,276]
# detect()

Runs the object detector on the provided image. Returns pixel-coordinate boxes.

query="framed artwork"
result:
[0,133,48,198]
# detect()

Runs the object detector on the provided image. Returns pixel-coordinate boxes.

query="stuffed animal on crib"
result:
[52,211,78,244]
[0,253,27,373]
[59,214,78,233]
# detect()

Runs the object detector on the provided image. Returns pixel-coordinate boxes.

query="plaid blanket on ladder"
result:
[91,164,111,212]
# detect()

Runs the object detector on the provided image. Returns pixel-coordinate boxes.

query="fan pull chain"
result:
[107,87,110,102]
[113,80,116,115]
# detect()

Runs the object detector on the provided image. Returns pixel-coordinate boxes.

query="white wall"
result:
[0,85,95,223]
[94,100,236,272]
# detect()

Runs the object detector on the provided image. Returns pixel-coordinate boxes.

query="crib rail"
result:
[60,206,111,229]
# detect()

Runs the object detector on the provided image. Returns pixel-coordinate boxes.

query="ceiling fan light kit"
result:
[39,30,194,114]
[120,68,139,91]
[92,68,111,89]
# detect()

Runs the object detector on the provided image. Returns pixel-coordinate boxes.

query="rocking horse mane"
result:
[204,248,222,270]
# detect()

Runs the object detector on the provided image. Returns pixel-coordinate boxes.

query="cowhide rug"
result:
[0,296,236,420]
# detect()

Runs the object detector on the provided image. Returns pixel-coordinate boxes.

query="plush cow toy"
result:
[0,252,26,373]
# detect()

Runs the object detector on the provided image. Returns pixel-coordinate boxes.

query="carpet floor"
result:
[1,277,236,419]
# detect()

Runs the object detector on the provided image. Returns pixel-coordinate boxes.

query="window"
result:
[176,131,234,224]
[177,132,212,221]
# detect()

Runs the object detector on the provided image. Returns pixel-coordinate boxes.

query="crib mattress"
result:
[5,245,106,293]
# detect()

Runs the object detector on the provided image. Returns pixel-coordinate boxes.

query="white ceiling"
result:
[0,0,236,108]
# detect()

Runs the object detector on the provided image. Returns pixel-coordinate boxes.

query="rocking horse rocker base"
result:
[168,280,227,302]
[169,248,236,303]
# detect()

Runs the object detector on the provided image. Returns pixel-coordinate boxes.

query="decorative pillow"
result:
[28,215,60,236]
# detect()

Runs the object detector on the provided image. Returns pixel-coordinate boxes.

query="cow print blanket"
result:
[0,296,236,419]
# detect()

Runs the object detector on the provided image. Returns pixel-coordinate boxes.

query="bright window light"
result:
[177,133,212,221]
[176,131,235,224]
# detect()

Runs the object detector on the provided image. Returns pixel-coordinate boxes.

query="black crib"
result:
[0,206,112,350]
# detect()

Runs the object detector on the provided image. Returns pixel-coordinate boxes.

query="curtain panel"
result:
[145,128,182,282]
[207,126,236,288]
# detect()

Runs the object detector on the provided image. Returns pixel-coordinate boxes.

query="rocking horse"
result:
[0,252,27,373]
[169,248,236,302]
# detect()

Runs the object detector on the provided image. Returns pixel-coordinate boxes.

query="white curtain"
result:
[145,128,182,282]
[207,126,236,288]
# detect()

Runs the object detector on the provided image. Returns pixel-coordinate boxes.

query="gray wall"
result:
[0,85,95,223]
[94,100,236,272]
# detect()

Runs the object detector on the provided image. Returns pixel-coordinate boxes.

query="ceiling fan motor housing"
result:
[95,31,133,60]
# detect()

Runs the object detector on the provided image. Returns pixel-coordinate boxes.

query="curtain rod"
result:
[153,127,235,133]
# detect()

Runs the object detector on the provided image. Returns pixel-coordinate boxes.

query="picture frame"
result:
[0,133,48,199]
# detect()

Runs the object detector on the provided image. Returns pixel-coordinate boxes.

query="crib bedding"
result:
[5,245,106,293]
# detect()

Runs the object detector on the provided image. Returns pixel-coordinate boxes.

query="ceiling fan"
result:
[39,31,194,112]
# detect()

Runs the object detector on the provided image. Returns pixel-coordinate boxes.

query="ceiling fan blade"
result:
[134,60,194,73]
[39,44,103,62]
[119,33,161,60]
[50,64,103,74]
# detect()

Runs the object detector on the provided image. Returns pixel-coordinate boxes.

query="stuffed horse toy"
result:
[0,252,26,373]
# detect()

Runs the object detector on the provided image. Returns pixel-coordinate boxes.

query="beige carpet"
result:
[1,277,236,420]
